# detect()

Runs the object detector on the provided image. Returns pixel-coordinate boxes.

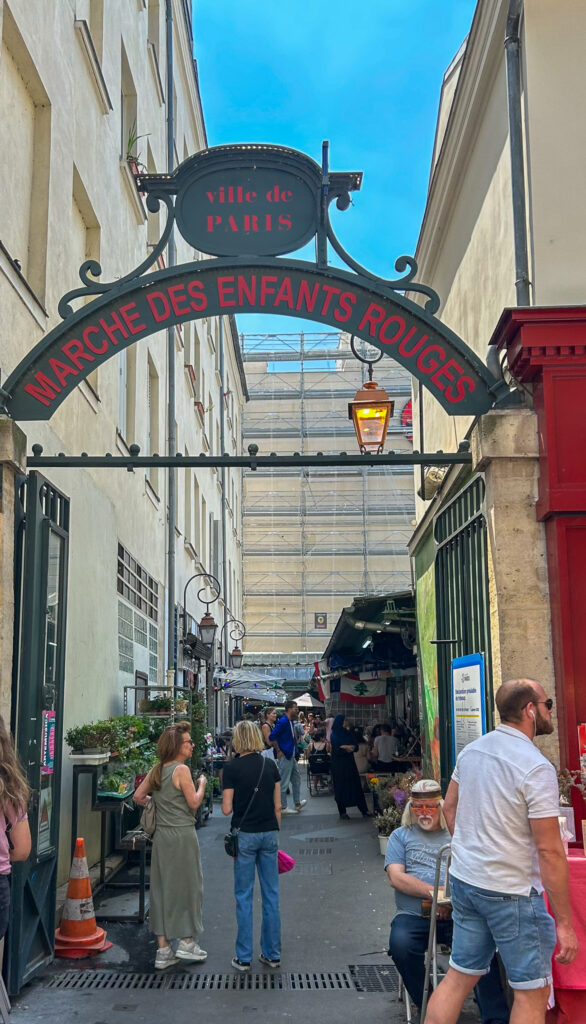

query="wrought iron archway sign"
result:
[2,143,512,421]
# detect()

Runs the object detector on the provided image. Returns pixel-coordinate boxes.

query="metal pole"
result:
[165,0,176,684]
[219,316,228,666]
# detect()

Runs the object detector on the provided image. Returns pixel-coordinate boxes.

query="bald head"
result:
[495,678,541,724]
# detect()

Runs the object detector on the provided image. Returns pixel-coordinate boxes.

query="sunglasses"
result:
[412,803,440,813]
[534,699,554,711]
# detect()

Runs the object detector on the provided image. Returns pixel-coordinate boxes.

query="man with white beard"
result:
[385,779,509,1023]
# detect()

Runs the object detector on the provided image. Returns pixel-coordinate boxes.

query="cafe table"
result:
[546,850,586,1023]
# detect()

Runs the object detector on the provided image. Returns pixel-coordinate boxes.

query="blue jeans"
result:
[233,831,281,963]
[388,913,510,1022]
[449,876,556,990]
[277,755,301,808]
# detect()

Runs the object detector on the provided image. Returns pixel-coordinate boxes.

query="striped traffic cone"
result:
[54,838,112,958]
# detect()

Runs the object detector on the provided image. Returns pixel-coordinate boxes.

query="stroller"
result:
[307,748,333,796]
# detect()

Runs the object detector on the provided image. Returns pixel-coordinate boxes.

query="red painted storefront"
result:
[494,307,586,826]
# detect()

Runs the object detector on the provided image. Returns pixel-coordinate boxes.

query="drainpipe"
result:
[165,0,177,682]
[505,0,531,306]
[219,316,228,669]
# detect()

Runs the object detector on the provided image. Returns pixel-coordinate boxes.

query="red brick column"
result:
[492,308,586,811]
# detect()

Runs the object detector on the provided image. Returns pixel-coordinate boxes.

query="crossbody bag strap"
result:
[234,758,266,833]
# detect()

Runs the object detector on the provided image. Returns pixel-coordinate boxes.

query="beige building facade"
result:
[0,0,245,886]
[241,330,414,657]
[408,0,586,786]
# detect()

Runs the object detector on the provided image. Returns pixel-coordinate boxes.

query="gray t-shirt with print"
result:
[384,825,450,917]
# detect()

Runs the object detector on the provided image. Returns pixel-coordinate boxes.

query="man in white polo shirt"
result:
[425,678,578,1024]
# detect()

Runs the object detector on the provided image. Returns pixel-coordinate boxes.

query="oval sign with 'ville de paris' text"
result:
[175,166,318,258]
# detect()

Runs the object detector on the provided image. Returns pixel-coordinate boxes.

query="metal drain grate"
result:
[348,964,400,993]
[294,861,333,876]
[304,837,337,843]
[47,969,354,992]
[298,847,332,856]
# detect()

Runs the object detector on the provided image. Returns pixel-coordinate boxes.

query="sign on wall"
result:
[1,143,515,423]
[451,653,486,760]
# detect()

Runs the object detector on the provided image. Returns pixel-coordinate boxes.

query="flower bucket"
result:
[379,834,389,856]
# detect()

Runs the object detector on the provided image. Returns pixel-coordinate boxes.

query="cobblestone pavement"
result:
[9,778,481,1023]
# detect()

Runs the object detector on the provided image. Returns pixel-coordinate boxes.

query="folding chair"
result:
[420,843,452,1023]
[397,974,414,1024]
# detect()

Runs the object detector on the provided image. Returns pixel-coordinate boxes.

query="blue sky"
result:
[193,1,477,338]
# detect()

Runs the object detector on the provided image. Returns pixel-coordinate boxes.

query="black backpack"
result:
[308,750,330,775]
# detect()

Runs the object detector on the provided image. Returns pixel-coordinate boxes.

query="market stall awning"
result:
[320,591,417,678]
[296,691,324,708]
[214,667,285,685]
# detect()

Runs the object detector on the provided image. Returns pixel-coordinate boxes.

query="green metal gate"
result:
[434,475,492,790]
[6,473,69,994]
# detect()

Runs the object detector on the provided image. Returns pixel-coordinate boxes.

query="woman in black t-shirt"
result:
[222,720,282,972]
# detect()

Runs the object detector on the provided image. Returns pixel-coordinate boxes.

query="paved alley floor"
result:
[9,780,481,1024]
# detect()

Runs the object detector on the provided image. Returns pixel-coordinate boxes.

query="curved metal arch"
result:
[2,256,513,422]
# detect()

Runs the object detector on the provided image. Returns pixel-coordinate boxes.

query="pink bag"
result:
[277,849,296,874]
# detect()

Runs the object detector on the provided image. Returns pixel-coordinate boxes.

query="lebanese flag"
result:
[314,660,330,702]
[340,671,387,705]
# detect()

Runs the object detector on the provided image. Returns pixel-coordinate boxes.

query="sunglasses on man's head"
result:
[535,699,554,711]
[411,802,441,813]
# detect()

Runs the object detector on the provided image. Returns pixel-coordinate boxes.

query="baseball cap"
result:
[411,779,442,796]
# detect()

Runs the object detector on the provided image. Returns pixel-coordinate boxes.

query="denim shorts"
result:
[449,875,556,990]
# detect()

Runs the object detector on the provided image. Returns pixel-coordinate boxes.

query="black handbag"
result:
[224,758,265,858]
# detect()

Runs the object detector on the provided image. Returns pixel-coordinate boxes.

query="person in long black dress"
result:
[330,714,372,819]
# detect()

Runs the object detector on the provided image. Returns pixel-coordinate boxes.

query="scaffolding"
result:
[242,332,415,655]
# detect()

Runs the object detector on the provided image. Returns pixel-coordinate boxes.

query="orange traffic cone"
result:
[55,838,112,958]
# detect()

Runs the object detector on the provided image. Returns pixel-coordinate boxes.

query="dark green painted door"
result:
[6,473,69,994]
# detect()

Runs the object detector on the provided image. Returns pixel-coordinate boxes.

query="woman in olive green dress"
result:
[134,721,207,969]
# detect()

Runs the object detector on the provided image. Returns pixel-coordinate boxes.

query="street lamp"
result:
[348,335,394,454]
[219,618,246,669]
[182,572,221,647]
[182,573,221,736]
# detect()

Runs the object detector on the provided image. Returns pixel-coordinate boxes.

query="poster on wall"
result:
[41,710,56,775]
[38,783,53,854]
[451,653,486,761]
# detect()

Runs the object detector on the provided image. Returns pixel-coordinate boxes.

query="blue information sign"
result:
[451,653,486,762]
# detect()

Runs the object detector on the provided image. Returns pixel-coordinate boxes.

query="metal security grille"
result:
[348,964,400,992]
[47,970,355,991]
[434,475,492,789]
[297,847,333,856]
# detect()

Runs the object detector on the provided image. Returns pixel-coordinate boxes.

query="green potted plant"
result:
[97,765,134,799]
[65,720,118,756]
[138,694,173,716]
[374,804,403,853]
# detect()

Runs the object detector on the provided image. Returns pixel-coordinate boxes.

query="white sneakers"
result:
[176,939,208,962]
[154,946,179,970]
[155,940,208,968]
[282,799,307,816]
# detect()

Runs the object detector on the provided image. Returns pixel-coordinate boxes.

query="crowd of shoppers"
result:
[0,669,577,1022]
